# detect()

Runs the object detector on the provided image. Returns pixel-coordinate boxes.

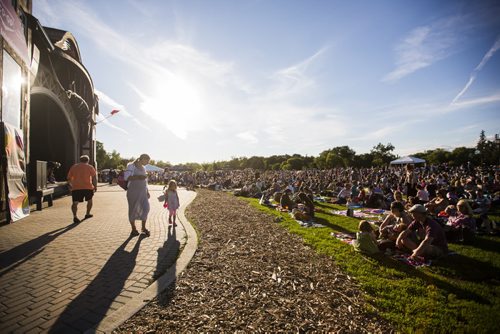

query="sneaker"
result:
[73,217,80,224]
[84,214,93,219]
[130,230,140,236]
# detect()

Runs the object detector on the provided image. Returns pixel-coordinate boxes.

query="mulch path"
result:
[116,189,392,333]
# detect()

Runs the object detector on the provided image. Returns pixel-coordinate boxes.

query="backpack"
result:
[117,170,128,190]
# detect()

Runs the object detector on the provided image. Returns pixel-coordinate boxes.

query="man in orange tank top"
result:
[67,155,97,223]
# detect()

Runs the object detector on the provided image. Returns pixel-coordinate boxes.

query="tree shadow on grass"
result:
[314,216,355,234]
[368,253,491,305]
[466,235,500,254]
[430,253,500,282]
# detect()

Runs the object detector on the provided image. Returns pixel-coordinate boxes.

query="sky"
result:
[34,0,500,164]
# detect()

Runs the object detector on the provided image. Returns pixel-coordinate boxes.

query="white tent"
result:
[144,164,164,172]
[390,156,426,165]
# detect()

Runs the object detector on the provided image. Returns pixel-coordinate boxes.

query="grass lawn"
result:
[241,196,500,333]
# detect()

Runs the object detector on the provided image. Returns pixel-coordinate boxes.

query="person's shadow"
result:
[0,222,79,277]
[49,235,144,333]
[155,225,180,306]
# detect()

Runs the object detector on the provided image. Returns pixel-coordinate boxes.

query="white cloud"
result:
[95,89,150,131]
[383,17,463,82]
[451,35,500,104]
[448,91,500,109]
[237,131,259,144]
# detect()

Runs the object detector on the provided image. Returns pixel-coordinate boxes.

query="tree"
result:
[95,141,108,169]
[370,143,396,166]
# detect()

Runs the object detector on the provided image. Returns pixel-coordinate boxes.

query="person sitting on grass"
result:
[425,189,449,215]
[444,200,476,243]
[396,204,448,260]
[353,220,379,254]
[379,201,412,230]
[297,192,315,219]
[393,190,406,207]
[280,189,295,211]
[332,183,351,204]
[377,201,411,250]
[416,184,429,204]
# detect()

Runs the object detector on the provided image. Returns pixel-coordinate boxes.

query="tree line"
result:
[96,130,500,171]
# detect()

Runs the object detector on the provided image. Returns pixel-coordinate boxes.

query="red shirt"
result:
[67,163,96,190]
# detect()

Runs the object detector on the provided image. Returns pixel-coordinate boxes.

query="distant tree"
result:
[371,143,396,166]
[449,147,475,166]
[247,156,265,170]
[353,153,373,168]
[284,157,305,170]
[426,148,450,165]
[95,141,108,169]
[330,146,356,167]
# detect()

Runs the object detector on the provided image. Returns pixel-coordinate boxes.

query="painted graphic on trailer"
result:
[4,122,29,221]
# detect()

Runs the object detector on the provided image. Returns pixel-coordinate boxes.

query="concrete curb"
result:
[88,190,198,333]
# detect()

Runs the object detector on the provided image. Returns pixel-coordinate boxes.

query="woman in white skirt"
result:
[124,154,151,236]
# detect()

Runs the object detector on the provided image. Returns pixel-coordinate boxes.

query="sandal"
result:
[130,229,140,236]
[141,229,150,236]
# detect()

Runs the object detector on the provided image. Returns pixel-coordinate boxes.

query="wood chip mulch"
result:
[116,189,392,333]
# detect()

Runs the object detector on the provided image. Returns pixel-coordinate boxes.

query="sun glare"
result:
[141,75,203,139]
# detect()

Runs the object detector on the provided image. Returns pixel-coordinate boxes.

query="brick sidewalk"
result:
[0,184,195,333]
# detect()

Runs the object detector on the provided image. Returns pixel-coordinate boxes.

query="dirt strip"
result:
[116,189,392,333]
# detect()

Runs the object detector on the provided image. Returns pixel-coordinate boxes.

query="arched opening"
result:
[29,92,76,187]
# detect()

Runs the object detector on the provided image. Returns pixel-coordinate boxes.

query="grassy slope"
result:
[242,197,500,333]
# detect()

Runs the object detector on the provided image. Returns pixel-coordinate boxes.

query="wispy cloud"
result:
[451,35,500,104]
[383,17,463,82]
[449,91,500,108]
[95,89,150,131]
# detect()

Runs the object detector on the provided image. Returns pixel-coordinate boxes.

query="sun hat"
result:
[409,204,427,214]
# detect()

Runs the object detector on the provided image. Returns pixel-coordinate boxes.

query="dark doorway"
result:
[29,93,76,185]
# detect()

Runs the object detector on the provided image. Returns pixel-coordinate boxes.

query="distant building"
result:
[0,0,98,222]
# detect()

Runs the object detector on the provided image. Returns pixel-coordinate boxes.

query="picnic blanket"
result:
[331,232,356,245]
[391,253,432,268]
[296,220,326,228]
[331,208,389,220]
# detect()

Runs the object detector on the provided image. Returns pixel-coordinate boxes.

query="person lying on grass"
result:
[396,204,448,260]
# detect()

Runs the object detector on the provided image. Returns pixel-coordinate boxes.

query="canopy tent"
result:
[390,156,426,165]
[144,164,164,172]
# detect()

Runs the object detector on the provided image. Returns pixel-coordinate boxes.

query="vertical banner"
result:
[3,122,29,221]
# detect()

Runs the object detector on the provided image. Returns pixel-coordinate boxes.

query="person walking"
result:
[164,180,180,226]
[67,155,97,223]
[125,154,151,236]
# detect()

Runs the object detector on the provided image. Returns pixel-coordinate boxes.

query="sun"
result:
[141,74,203,139]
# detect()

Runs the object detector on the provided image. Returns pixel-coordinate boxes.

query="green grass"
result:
[242,197,500,333]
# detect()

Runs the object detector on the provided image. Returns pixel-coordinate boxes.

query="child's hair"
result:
[167,179,177,191]
[359,220,372,233]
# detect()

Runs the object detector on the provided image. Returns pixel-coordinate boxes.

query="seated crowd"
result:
[162,164,498,259]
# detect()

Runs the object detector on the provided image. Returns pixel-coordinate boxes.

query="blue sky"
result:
[34,0,500,164]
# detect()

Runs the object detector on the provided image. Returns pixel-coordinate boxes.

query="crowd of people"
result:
[161,163,498,260]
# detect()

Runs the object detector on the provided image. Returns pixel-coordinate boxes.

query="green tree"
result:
[95,141,108,169]
[370,143,396,166]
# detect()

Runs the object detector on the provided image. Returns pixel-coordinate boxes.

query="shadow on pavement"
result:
[157,225,180,307]
[49,234,145,333]
[0,223,79,277]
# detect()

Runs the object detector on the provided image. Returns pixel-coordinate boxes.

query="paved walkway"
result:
[0,184,196,333]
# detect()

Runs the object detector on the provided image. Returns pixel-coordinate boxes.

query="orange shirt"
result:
[67,163,96,190]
